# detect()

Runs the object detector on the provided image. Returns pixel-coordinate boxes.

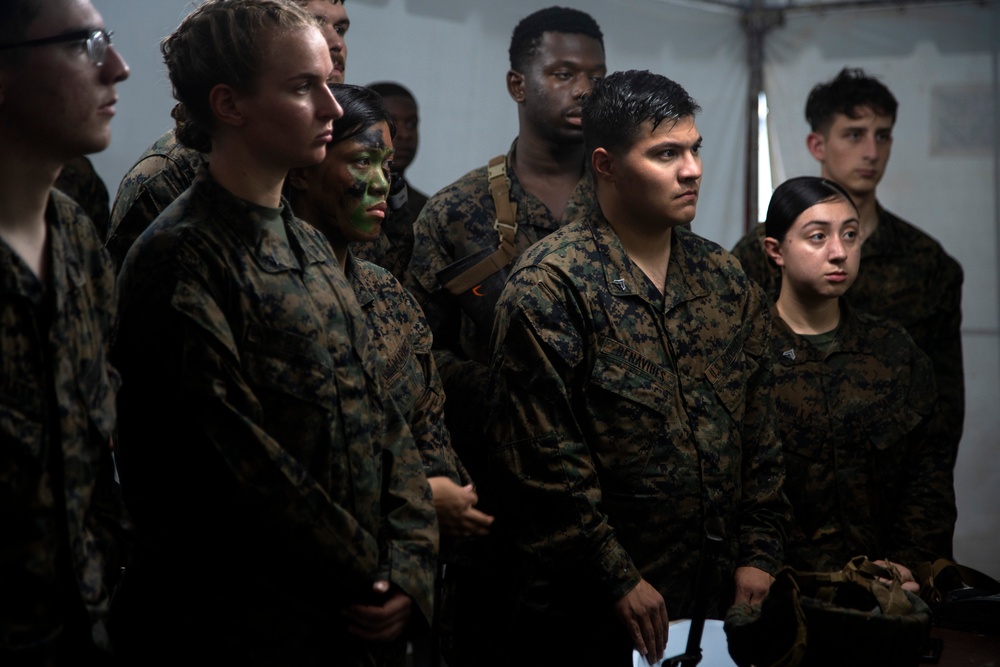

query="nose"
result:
[325,86,344,122]
[679,152,702,182]
[101,46,129,84]
[328,30,345,54]
[861,134,879,161]
[372,166,390,194]
[572,73,597,100]
[828,235,848,261]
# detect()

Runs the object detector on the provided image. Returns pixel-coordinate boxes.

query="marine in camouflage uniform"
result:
[105,128,205,272]
[487,213,791,663]
[770,299,956,574]
[405,144,596,666]
[1,191,126,663]
[405,141,595,472]
[54,156,111,240]
[731,209,964,463]
[110,167,438,665]
[344,250,468,486]
[354,175,428,283]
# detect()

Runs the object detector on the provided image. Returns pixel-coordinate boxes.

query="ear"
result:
[591,147,614,183]
[507,70,525,103]
[209,83,245,128]
[806,131,825,163]
[763,236,785,267]
[286,167,310,192]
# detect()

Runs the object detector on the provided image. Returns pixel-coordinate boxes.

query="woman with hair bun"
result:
[110,3,438,664]
[762,175,955,589]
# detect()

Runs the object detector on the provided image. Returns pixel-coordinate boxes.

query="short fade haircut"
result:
[366,81,415,103]
[508,6,603,72]
[805,67,898,134]
[161,0,317,153]
[582,69,700,158]
[764,175,858,242]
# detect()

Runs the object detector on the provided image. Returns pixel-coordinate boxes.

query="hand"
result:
[733,566,774,606]
[428,477,494,538]
[343,580,412,641]
[612,579,668,666]
[873,560,920,593]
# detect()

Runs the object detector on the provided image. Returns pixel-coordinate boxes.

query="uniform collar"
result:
[589,215,709,310]
[195,168,328,273]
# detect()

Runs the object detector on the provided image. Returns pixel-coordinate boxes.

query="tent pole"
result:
[741,3,783,233]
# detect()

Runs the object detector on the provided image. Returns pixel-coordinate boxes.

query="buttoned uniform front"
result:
[487,211,790,663]
[770,299,956,574]
[344,250,467,483]
[731,205,964,461]
[105,128,205,272]
[0,191,124,659]
[111,167,438,666]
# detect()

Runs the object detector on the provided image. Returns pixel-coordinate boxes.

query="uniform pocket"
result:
[587,338,673,472]
[241,323,340,415]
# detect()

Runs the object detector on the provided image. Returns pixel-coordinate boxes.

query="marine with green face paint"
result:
[287,84,494,664]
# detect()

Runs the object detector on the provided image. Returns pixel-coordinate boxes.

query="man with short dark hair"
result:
[105,0,351,271]
[731,67,964,462]
[487,69,790,666]
[404,8,607,665]
[0,0,130,662]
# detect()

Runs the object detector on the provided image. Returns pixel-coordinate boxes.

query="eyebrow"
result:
[647,135,703,152]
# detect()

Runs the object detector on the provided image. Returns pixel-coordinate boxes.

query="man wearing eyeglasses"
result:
[105,0,351,272]
[0,0,130,664]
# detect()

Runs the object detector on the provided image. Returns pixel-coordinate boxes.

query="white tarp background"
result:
[90,0,998,577]
[762,2,999,578]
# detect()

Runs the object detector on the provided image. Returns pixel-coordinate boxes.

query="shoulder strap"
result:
[441,155,519,296]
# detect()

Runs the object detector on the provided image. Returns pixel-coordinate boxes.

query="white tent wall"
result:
[763,2,1000,578]
[88,0,997,576]
[89,0,748,249]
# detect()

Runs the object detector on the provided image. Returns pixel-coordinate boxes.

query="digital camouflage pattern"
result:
[405,141,596,473]
[1,190,125,657]
[345,251,468,484]
[111,168,437,665]
[106,128,205,272]
[405,142,596,667]
[487,212,791,649]
[770,299,956,574]
[354,177,428,284]
[54,156,111,240]
[731,205,965,462]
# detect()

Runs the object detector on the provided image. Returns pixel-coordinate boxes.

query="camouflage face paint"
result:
[314,121,393,244]
[343,127,391,235]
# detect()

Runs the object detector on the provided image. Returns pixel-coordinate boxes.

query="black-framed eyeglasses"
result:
[0,29,114,67]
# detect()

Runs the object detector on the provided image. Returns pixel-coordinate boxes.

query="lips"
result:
[98,96,118,115]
